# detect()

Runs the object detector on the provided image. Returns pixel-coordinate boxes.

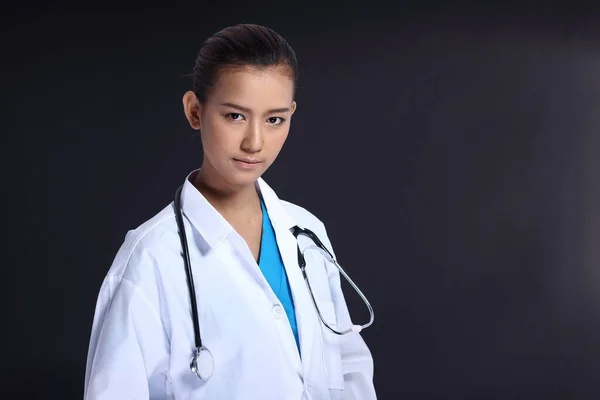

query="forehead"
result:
[208,66,294,109]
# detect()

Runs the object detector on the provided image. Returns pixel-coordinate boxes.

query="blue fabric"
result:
[257,198,300,353]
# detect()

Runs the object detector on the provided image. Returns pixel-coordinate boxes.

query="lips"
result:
[234,158,262,164]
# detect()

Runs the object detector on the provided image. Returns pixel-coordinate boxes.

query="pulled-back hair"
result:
[192,24,299,103]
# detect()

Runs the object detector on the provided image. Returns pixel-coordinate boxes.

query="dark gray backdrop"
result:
[2,2,600,399]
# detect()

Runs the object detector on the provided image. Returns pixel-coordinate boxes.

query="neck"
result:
[192,167,261,216]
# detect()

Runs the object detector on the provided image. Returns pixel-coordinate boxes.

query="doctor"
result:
[83,23,376,399]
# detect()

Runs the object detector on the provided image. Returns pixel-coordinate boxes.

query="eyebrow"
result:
[220,102,290,114]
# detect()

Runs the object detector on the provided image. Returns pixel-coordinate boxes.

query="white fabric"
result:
[83,170,377,400]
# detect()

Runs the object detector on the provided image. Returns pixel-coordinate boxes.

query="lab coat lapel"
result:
[256,179,320,378]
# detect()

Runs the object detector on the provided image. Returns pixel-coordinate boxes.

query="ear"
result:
[290,100,297,116]
[182,91,203,130]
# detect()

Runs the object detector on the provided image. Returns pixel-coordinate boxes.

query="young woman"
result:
[83,24,376,400]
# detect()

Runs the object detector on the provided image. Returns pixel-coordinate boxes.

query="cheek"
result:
[264,130,290,157]
[201,119,234,152]
[269,129,290,147]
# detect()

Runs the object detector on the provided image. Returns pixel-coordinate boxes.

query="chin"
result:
[223,169,264,188]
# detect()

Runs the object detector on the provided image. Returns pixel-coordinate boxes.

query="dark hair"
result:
[192,24,299,103]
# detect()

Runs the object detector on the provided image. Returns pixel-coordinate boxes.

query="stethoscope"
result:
[173,184,375,381]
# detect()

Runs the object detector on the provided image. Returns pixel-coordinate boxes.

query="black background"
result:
[2,2,600,399]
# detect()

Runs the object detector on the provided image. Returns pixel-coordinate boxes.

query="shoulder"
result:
[103,202,179,286]
[278,198,338,255]
[281,199,326,231]
[88,204,177,343]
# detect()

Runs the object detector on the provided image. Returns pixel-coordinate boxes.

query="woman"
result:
[83,24,376,400]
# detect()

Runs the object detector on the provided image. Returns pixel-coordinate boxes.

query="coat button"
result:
[305,382,313,395]
[272,304,283,319]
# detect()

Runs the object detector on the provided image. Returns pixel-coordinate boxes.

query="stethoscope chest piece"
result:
[190,346,214,381]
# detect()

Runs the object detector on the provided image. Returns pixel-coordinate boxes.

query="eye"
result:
[226,113,245,121]
[267,116,285,125]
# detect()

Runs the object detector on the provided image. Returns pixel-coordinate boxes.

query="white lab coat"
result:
[83,170,376,400]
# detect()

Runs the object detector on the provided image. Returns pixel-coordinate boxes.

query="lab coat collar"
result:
[180,170,233,249]
[179,170,298,249]
[255,176,297,232]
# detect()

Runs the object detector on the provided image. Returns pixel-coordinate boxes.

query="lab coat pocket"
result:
[318,299,344,390]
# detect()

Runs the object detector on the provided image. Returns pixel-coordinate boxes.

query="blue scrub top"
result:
[257,197,300,353]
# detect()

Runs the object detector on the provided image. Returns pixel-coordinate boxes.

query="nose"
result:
[240,121,263,153]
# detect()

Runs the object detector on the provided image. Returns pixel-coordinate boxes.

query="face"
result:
[183,65,296,190]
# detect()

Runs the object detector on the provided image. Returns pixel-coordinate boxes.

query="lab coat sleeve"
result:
[318,222,378,400]
[83,275,169,400]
